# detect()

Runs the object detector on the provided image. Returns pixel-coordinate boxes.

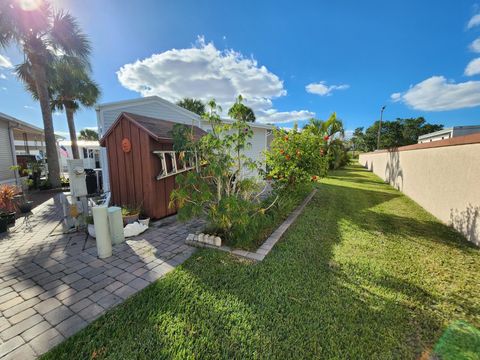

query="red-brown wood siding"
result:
[104,114,179,220]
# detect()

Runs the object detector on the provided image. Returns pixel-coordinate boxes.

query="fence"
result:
[359,133,480,246]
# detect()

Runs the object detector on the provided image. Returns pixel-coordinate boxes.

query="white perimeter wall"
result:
[359,143,480,246]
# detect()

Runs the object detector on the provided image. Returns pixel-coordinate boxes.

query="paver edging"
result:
[186,188,317,262]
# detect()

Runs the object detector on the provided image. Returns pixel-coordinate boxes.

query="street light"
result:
[376,105,386,150]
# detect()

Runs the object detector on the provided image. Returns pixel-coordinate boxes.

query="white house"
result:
[418,125,480,143]
[96,96,274,192]
[58,140,101,174]
[0,112,49,185]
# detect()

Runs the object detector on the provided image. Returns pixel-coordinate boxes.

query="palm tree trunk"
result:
[66,107,80,159]
[32,62,61,188]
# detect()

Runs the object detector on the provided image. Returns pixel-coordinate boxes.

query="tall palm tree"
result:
[50,59,100,159]
[0,1,91,187]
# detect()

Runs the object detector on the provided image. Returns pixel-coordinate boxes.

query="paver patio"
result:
[0,196,203,359]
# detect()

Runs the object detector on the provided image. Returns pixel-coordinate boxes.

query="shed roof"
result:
[100,112,206,146]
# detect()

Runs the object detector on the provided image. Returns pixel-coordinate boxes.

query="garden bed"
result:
[186,188,317,261]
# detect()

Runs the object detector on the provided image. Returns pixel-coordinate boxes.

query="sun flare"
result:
[18,0,43,11]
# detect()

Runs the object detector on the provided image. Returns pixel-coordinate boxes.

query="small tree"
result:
[170,99,265,241]
[266,124,328,188]
[228,95,255,122]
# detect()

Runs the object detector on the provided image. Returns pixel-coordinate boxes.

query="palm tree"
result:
[79,129,99,141]
[228,95,255,122]
[49,59,100,159]
[176,98,205,116]
[0,1,91,186]
[306,112,344,139]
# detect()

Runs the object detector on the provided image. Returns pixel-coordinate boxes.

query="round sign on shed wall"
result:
[121,138,132,153]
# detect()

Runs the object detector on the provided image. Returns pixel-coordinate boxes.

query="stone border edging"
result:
[186,188,317,262]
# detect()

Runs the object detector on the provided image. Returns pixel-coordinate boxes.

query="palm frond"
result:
[50,10,91,67]
[15,61,39,100]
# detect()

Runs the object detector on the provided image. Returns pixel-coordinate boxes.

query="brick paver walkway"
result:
[0,196,203,359]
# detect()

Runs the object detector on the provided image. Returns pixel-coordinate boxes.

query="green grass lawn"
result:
[43,165,480,360]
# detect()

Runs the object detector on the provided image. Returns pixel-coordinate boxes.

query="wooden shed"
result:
[99,112,206,219]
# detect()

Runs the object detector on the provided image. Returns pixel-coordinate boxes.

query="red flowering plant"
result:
[266,123,328,189]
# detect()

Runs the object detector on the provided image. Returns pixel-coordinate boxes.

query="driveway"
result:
[0,196,202,359]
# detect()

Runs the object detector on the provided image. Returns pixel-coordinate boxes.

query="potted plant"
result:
[138,211,150,227]
[0,184,17,225]
[121,204,141,225]
[85,215,95,238]
[0,214,7,233]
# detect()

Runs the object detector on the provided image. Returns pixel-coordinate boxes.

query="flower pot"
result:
[138,218,150,227]
[87,224,96,238]
[123,213,139,226]
[0,217,7,233]
[2,212,16,225]
[18,201,33,214]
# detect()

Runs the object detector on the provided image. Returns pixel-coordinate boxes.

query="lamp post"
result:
[376,105,386,150]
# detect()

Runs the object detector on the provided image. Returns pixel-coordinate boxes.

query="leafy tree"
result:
[266,124,328,187]
[351,127,366,153]
[170,99,264,241]
[79,128,99,141]
[228,95,256,122]
[361,117,443,151]
[176,98,206,116]
[1,1,91,187]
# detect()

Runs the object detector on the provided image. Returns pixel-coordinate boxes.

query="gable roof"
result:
[96,95,274,130]
[0,112,44,134]
[99,112,206,146]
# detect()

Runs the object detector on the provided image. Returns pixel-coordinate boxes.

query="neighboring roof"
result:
[418,125,480,140]
[58,140,100,148]
[100,112,207,145]
[0,112,44,134]
[96,95,274,130]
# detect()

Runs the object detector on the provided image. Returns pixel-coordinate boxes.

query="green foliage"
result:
[266,125,328,188]
[170,98,264,242]
[227,95,256,122]
[176,98,206,116]
[360,117,443,151]
[78,128,99,141]
[227,183,312,249]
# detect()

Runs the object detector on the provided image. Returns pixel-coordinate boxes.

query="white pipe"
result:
[92,205,112,258]
[108,206,125,245]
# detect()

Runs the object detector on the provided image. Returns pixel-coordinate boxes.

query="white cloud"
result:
[0,73,6,80]
[469,38,480,53]
[24,105,35,110]
[390,92,402,102]
[465,57,480,76]
[117,36,314,124]
[305,81,349,96]
[255,109,315,124]
[468,14,480,29]
[0,55,13,68]
[392,76,480,111]
[1,87,6,91]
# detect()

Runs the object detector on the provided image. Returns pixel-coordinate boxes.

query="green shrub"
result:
[266,125,328,188]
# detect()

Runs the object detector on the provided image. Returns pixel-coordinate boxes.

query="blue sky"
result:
[1,0,480,138]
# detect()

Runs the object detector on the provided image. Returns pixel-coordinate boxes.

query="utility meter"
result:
[67,159,88,197]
